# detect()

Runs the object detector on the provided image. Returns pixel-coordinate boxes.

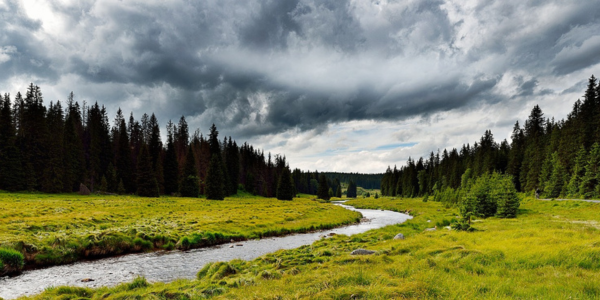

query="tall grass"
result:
[22,196,600,299]
[0,191,360,274]
[0,247,23,275]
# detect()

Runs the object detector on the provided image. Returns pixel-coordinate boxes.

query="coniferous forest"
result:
[381,75,600,201]
[0,84,302,199]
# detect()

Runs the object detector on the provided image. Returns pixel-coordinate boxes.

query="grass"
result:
[17,196,600,299]
[0,191,361,273]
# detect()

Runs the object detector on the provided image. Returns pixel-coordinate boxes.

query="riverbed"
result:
[0,203,411,299]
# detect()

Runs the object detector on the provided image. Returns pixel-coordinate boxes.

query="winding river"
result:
[0,203,411,299]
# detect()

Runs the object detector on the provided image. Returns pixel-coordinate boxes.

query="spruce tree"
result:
[180,146,199,197]
[494,175,520,218]
[205,124,225,200]
[42,102,64,193]
[155,154,165,194]
[116,118,133,193]
[148,113,162,170]
[117,179,126,195]
[580,143,600,199]
[469,174,495,217]
[99,176,108,193]
[106,163,118,193]
[347,180,357,198]
[62,96,85,192]
[163,130,179,195]
[136,144,160,197]
[0,145,25,191]
[206,154,225,200]
[521,105,545,192]
[545,152,566,198]
[566,146,587,197]
[336,184,342,198]
[276,167,294,200]
[225,138,240,195]
[316,174,330,200]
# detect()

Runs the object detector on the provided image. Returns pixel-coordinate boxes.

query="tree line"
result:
[320,172,382,190]
[381,75,600,200]
[0,84,297,199]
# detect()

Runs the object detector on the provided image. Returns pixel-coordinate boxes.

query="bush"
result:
[0,247,24,273]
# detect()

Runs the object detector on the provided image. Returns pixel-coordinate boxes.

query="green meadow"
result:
[19,196,600,299]
[0,192,361,271]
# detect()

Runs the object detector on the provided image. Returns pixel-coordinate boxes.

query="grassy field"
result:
[20,195,600,299]
[0,192,361,271]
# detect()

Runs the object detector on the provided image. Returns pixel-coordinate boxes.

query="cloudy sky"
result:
[1,0,599,173]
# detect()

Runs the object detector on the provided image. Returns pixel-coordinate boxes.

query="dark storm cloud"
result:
[0,1,57,83]
[514,76,538,97]
[0,0,599,138]
[241,0,303,50]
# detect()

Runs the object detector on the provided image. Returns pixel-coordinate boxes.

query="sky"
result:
[1,0,599,173]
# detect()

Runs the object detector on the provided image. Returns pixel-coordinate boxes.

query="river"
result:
[0,203,411,299]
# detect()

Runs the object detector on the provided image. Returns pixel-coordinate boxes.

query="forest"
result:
[0,84,378,201]
[0,84,305,199]
[381,75,600,201]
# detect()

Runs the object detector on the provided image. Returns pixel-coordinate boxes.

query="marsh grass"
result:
[20,196,600,299]
[0,192,360,273]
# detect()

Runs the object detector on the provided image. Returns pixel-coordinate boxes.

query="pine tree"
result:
[276,167,294,200]
[117,179,126,195]
[205,154,225,200]
[581,75,598,148]
[180,146,199,197]
[155,154,165,194]
[336,184,342,198]
[545,152,566,198]
[62,94,85,192]
[99,176,108,193]
[469,174,495,217]
[148,114,162,170]
[115,116,133,193]
[580,143,600,199]
[566,146,587,197]
[316,174,330,200]
[163,127,179,195]
[106,163,118,193]
[42,101,65,193]
[0,145,25,191]
[521,105,545,192]
[205,125,225,200]
[492,175,520,218]
[136,143,160,197]
[0,93,18,191]
[225,138,240,195]
[347,180,358,198]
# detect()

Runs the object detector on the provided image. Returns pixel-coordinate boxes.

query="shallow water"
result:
[0,203,411,299]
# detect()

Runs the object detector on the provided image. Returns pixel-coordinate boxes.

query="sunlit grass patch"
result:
[20,196,600,299]
[0,192,361,272]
